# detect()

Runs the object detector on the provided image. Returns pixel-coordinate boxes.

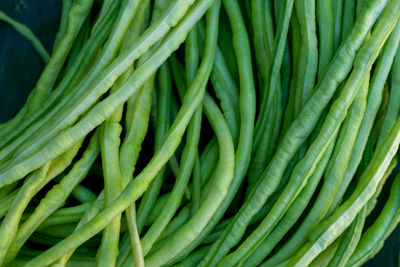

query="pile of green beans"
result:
[1,0,400,266]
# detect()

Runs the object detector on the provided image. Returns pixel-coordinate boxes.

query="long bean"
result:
[289,95,400,266]
[24,1,219,265]
[144,88,233,266]
[0,0,177,168]
[139,16,203,256]
[264,75,369,266]
[0,0,133,167]
[4,133,99,263]
[328,18,400,214]
[0,0,208,189]
[200,0,389,264]
[51,192,105,267]
[0,1,120,158]
[0,163,51,264]
[346,173,400,266]
[2,0,400,265]
[316,0,334,78]
[0,0,93,139]
[326,207,367,267]
[244,138,336,266]
[376,46,400,147]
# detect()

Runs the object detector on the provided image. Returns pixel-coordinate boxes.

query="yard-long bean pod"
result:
[136,0,173,234]
[181,0,257,263]
[0,0,135,167]
[244,138,337,267]
[328,18,400,214]
[200,0,389,264]
[0,137,84,264]
[289,90,400,266]
[251,0,269,83]
[346,173,400,266]
[24,1,220,265]
[0,0,209,189]
[341,0,356,42]
[0,163,50,265]
[3,132,99,263]
[2,0,400,265]
[26,0,94,112]
[0,1,120,158]
[136,63,171,232]
[326,207,367,267]
[0,0,157,165]
[51,192,105,267]
[53,0,72,49]
[376,44,400,147]
[333,0,344,50]
[264,75,369,267]
[293,0,318,114]
[139,16,203,256]
[316,0,334,78]
[97,7,222,259]
[0,0,92,139]
[71,184,97,203]
[97,94,123,267]
[252,0,293,152]
[144,88,233,266]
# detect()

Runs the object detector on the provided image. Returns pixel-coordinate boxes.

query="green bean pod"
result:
[244,139,336,266]
[0,0,207,189]
[4,133,99,263]
[201,0,389,264]
[264,75,369,266]
[346,173,400,266]
[328,18,400,213]
[326,207,366,267]
[289,86,400,266]
[0,163,51,265]
[25,1,220,265]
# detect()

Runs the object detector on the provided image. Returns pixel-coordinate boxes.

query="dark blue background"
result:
[0,1,398,266]
[0,0,60,120]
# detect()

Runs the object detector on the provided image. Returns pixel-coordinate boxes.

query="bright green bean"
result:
[333,0,344,50]
[326,207,366,267]
[201,0,390,264]
[251,0,269,83]
[0,0,134,167]
[244,139,336,266]
[0,1,119,159]
[0,0,204,188]
[316,0,334,78]
[138,17,203,255]
[71,184,97,203]
[4,133,99,263]
[376,46,400,147]
[289,91,400,266]
[294,0,318,114]
[25,1,220,265]
[97,117,123,267]
[265,75,369,266]
[328,18,400,213]
[137,62,172,232]
[51,192,104,267]
[341,0,356,42]
[0,163,50,265]
[346,173,400,266]
[145,90,232,266]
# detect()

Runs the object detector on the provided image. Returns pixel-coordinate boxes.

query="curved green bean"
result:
[201,0,389,264]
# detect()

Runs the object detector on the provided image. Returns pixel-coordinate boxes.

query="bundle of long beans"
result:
[1,0,400,266]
